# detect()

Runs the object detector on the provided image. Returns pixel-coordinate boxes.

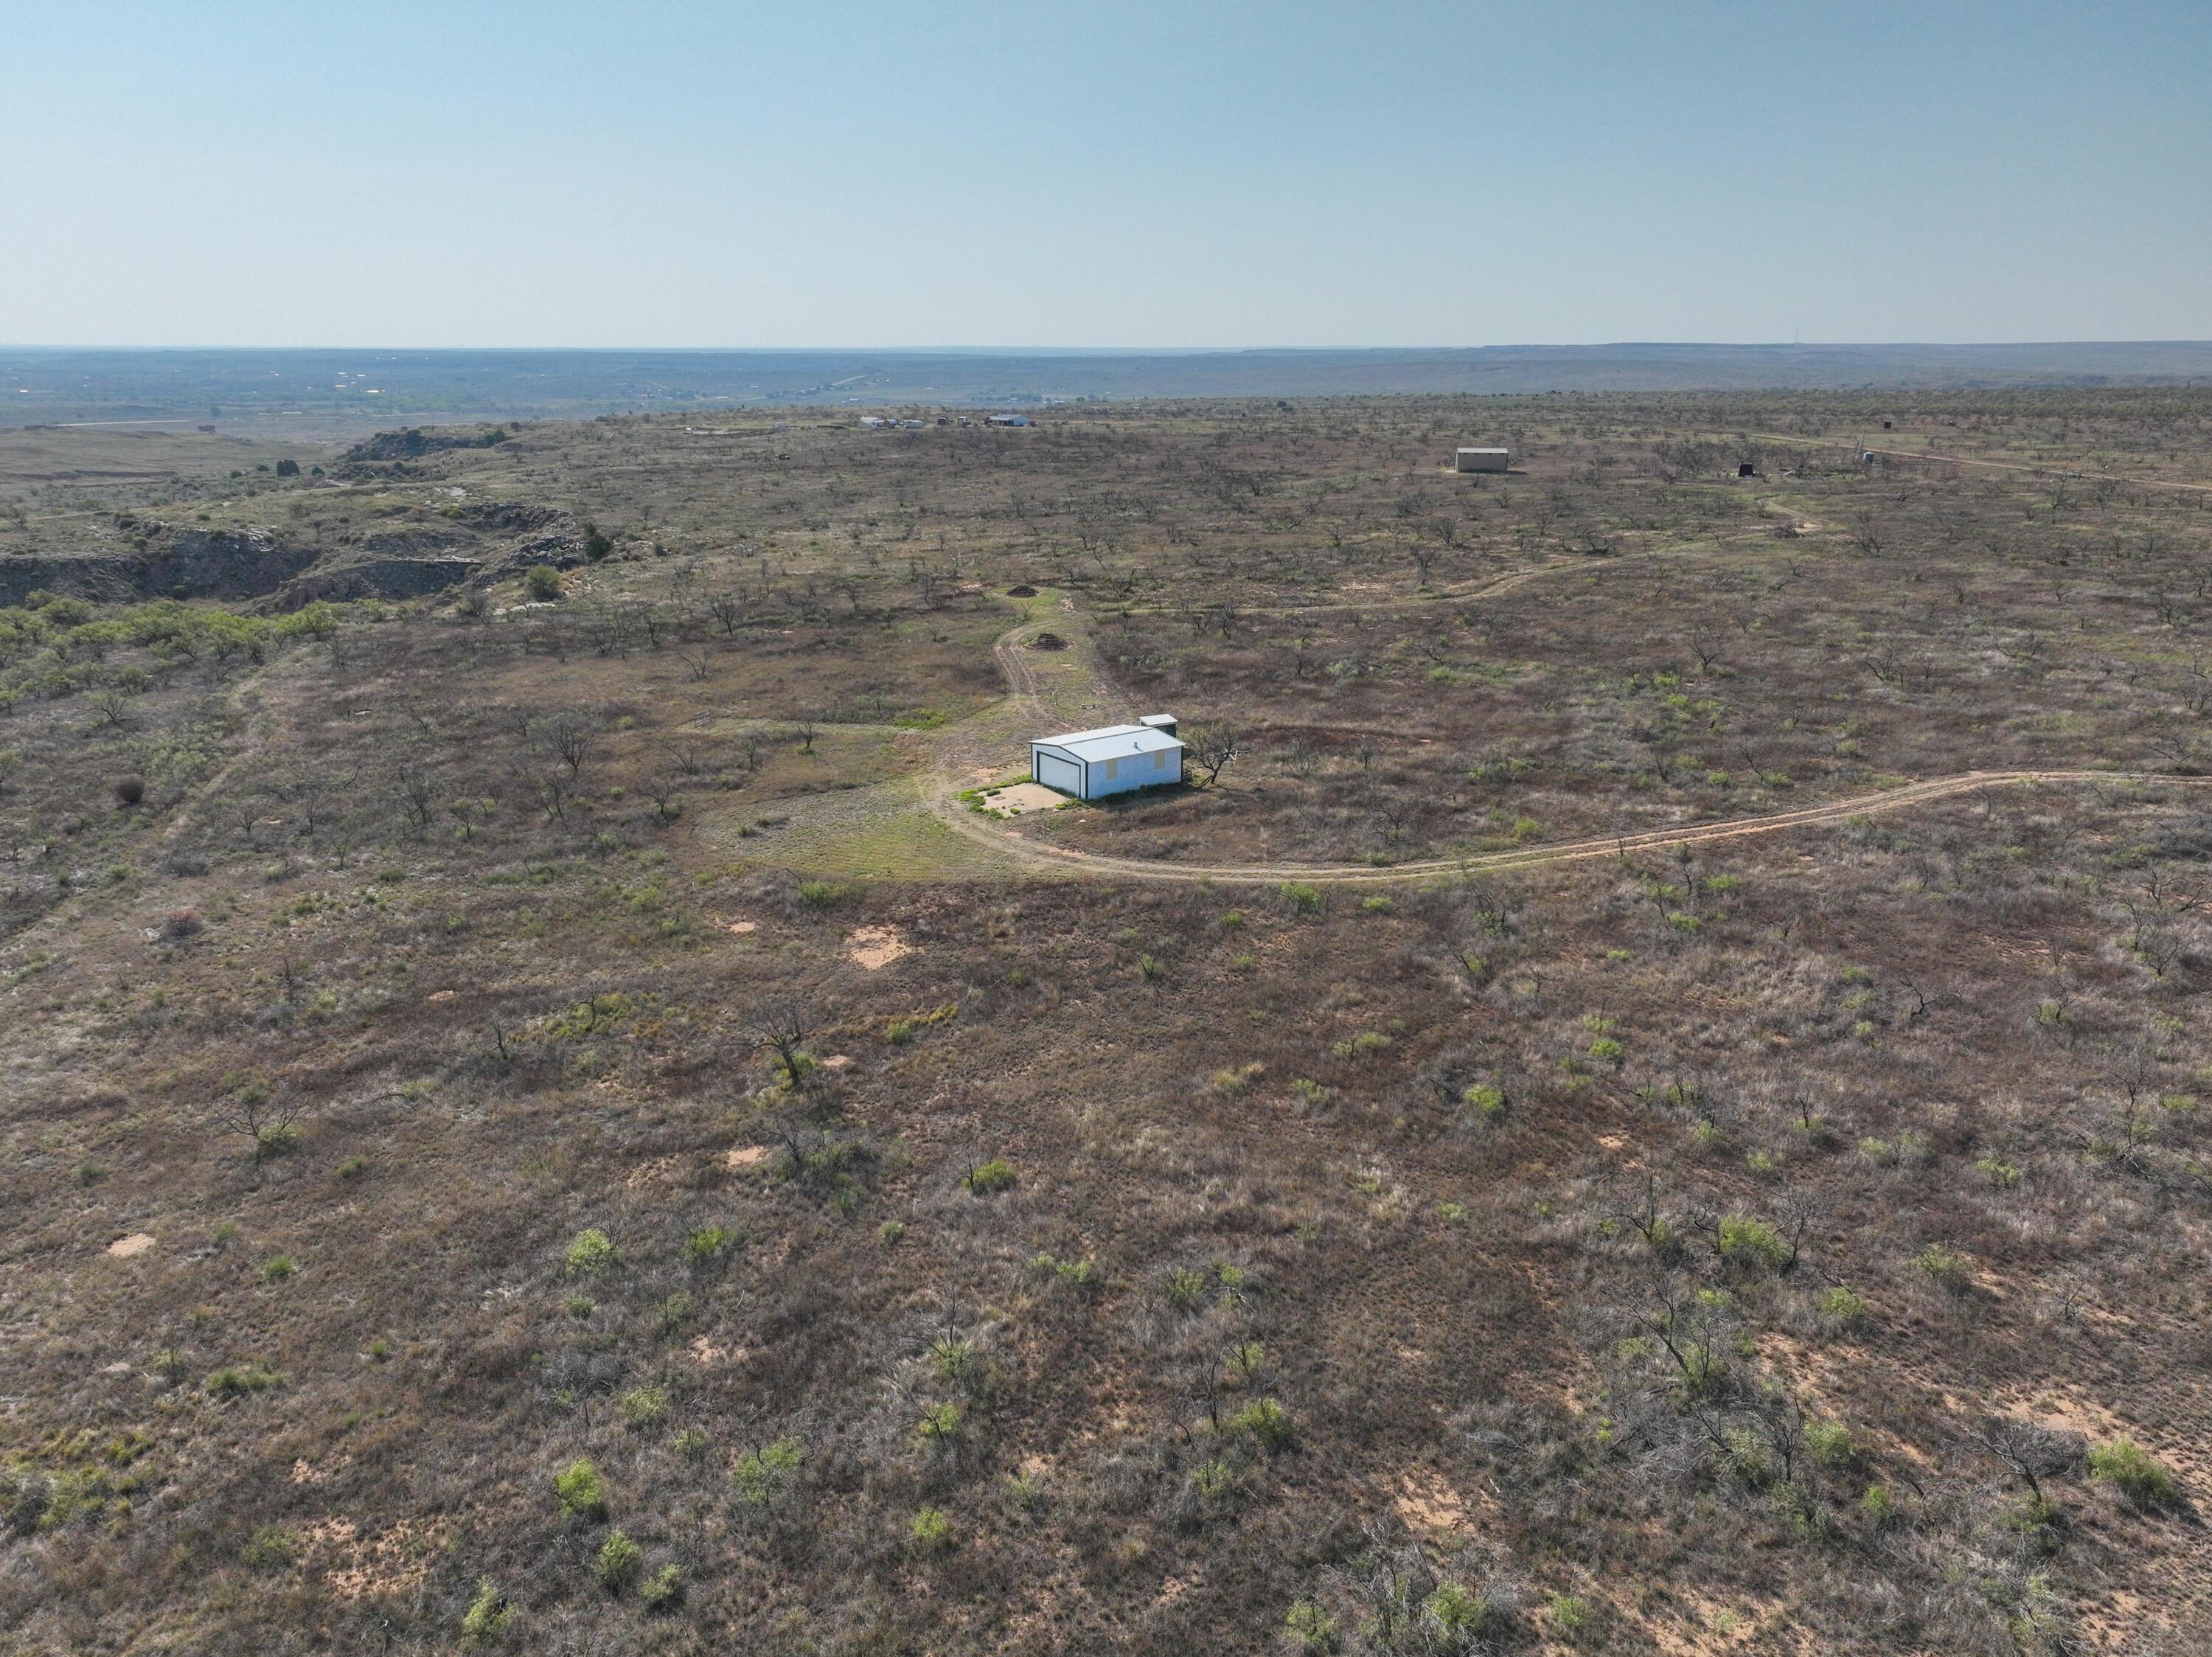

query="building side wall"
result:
[1083,746,1181,797]
[1456,450,1509,473]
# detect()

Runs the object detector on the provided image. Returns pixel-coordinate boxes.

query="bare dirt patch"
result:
[1392,1466,1475,1540]
[104,1233,155,1257]
[725,1145,771,1170]
[981,782,1069,817]
[844,924,911,969]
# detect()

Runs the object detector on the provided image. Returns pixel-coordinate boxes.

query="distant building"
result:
[1737,462,1757,478]
[987,414,1034,428]
[1031,718,1184,799]
[1455,447,1509,473]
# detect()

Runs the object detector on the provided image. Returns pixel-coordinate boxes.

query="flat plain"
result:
[5,388,2212,1655]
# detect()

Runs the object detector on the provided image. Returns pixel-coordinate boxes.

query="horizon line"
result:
[8,339,2212,355]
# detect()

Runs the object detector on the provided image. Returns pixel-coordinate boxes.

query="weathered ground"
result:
[4,391,2212,1656]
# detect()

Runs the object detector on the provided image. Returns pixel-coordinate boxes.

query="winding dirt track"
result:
[927,617,2212,886]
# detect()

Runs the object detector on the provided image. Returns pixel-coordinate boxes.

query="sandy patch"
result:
[691,1335,748,1366]
[821,1053,854,1071]
[726,1144,771,1170]
[427,990,456,1002]
[845,925,911,970]
[726,919,758,935]
[105,1233,155,1257]
[292,1453,353,1486]
[102,1361,133,1375]
[1393,1466,1475,1540]
[305,1516,442,1601]
[981,782,1070,817]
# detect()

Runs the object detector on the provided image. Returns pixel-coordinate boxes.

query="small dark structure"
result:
[1881,418,1895,429]
[1736,462,1756,479]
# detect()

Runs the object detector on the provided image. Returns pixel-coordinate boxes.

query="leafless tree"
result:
[1185,724,1240,786]
[212,1087,303,1172]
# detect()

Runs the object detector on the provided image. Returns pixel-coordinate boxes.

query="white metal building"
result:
[1031,715,1184,799]
[1455,447,1509,473]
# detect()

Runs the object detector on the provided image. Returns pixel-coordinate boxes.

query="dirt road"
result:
[924,610,2210,886]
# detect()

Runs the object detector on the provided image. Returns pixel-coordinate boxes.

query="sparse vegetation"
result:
[8,390,2212,1651]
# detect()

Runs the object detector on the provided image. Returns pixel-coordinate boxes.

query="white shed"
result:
[1031,717,1185,799]
[1455,447,1509,473]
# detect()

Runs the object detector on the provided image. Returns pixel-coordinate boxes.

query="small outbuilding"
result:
[1737,462,1757,478]
[1031,716,1184,800]
[987,414,1034,428]
[1455,447,1509,473]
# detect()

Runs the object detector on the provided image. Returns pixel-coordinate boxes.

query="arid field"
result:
[5,389,2212,1654]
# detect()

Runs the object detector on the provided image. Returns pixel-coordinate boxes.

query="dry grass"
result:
[4,390,2212,1654]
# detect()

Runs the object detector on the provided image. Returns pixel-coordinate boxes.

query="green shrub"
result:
[261,1254,296,1282]
[1548,1593,1592,1632]
[916,1400,964,1445]
[1717,1215,1789,1273]
[1425,1581,1492,1639]
[1187,1457,1236,1501]
[1804,1419,1859,1468]
[564,1228,614,1276]
[204,1365,282,1398]
[929,1336,980,1385]
[461,1577,514,1642]
[1817,1285,1869,1327]
[522,565,562,601]
[619,1383,668,1428]
[596,1527,643,1590]
[796,880,842,907]
[639,1563,684,1610]
[2087,1437,2182,1509]
[1587,1036,1624,1064]
[1164,1265,1211,1310]
[1232,1396,1295,1450]
[1460,1082,1506,1123]
[1279,882,1324,914]
[731,1437,803,1505]
[1284,1599,1340,1653]
[909,1505,956,1552]
[240,1526,296,1569]
[553,1458,608,1520]
[685,1224,737,1264]
[1914,1246,1971,1293]
[1360,895,1394,914]
[962,1157,1017,1195]
[1861,1483,1898,1527]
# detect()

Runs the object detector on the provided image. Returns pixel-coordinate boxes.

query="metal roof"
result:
[1033,722,1186,761]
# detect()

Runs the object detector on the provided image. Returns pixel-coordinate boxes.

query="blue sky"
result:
[2,0,2206,347]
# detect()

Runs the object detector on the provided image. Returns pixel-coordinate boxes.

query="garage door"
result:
[1035,751,1084,796]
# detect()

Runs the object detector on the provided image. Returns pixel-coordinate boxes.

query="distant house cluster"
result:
[853,412,1035,430]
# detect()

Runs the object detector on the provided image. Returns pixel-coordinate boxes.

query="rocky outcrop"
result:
[0,498,588,612]
[0,526,319,608]
[340,425,512,465]
[276,557,481,605]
